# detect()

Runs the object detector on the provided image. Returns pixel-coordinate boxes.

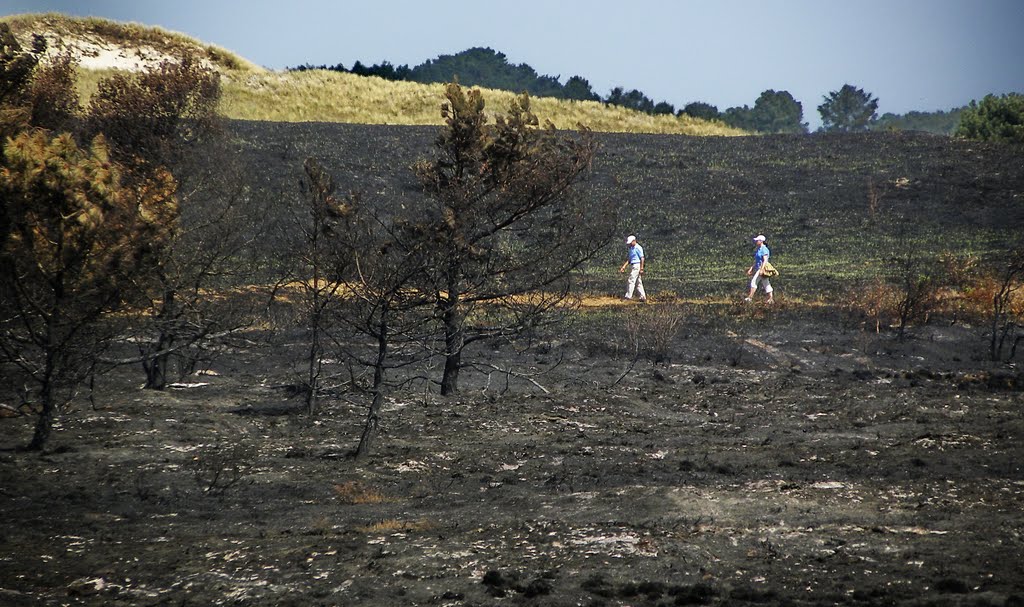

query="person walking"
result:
[620,235,647,302]
[745,234,774,303]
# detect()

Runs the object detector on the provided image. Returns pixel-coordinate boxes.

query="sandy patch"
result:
[32,31,211,72]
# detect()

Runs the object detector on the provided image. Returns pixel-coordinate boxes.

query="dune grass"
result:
[217,69,745,135]
[6,13,742,135]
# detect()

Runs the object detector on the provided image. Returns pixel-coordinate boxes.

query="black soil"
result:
[2,125,1023,606]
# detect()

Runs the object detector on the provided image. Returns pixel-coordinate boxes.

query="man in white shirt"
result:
[619,235,647,302]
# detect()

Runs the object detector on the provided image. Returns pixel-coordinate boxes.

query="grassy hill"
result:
[2,13,744,136]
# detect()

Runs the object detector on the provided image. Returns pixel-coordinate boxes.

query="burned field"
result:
[1,125,1023,606]
[226,122,1024,297]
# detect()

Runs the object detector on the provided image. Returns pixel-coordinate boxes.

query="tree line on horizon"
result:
[290,47,1005,137]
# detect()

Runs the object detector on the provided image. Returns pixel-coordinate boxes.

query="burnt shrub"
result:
[522,577,553,597]
[669,582,717,605]
[728,585,778,603]
[933,577,970,594]
[581,573,616,598]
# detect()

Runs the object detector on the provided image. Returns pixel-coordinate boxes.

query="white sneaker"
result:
[743,297,752,302]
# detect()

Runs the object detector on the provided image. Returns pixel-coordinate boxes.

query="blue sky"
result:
[3,0,1022,129]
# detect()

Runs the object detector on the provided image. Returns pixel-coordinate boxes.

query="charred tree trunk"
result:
[440,296,463,396]
[28,275,63,451]
[27,358,56,451]
[356,313,389,458]
[143,288,176,390]
[305,306,323,416]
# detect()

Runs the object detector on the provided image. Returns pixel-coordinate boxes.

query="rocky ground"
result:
[2,302,1022,606]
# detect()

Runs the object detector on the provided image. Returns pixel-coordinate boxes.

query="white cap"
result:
[626,235,637,244]
[753,234,766,242]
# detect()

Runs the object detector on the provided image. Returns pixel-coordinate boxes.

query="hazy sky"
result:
[3,0,1022,128]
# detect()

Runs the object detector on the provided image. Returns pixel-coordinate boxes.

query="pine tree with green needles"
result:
[818,84,878,132]
[955,93,1024,144]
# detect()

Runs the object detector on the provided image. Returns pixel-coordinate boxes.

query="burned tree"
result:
[281,158,363,414]
[336,209,436,458]
[0,23,45,141]
[410,83,613,395]
[284,156,435,455]
[989,246,1024,362]
[85,55,257,389]
[0,132,177,450]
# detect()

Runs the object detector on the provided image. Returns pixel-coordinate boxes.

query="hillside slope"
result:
[2,13,743,135]
[229,120,1024,298]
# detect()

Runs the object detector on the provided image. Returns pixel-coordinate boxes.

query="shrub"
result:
[27,52,79,132]
[955,93,1024,144]
[987,249,1024,361]
[629,303,686,363]
[845,278,899,333]
[190,443,256,496]
[891,262,940,339]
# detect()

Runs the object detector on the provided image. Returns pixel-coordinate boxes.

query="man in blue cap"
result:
[619,235,647,302]
[745,234,774,303]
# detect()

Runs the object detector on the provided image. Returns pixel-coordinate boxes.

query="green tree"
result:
[409,47,565,98]
[818,84,878,132]
[870,108,964,135]
[605,87,655,113]
[563,75,600,101]
[349,59,411,81]
[410,83,613,395]
[955,93,1024,144]
[750,89,807,134]
[653,101,676,115]
[721,104,755,131]
[680,102,719,121]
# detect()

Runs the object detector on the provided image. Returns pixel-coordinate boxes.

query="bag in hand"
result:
[761,260,779,277]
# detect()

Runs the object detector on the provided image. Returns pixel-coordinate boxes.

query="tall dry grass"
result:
[217,69,745,135]
[5,13,743,135]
